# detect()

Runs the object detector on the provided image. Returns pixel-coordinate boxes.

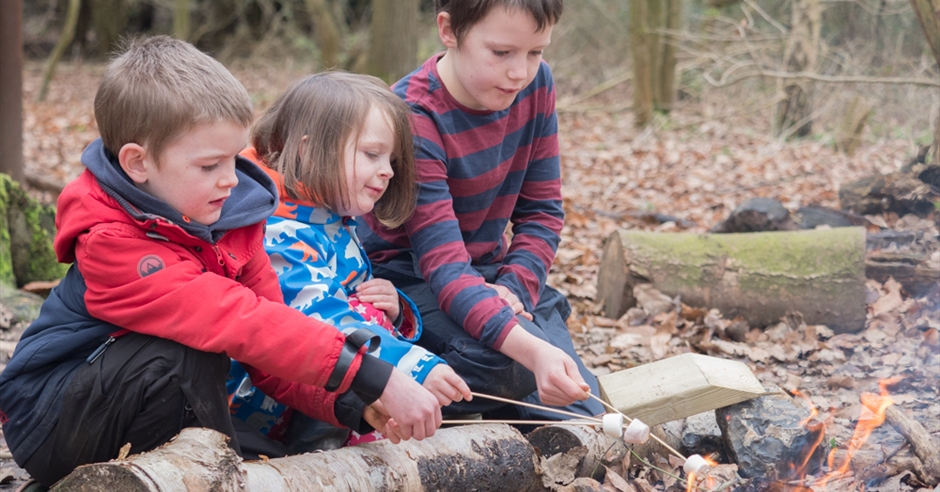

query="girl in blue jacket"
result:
[229,71,471,450]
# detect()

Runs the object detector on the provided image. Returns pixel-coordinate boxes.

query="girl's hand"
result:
[422,364,472,407]
[356,279,400,322]
[363,401,408,444]
[486,282,533,321]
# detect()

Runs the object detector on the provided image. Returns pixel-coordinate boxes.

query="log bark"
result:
[595,228,867,333]
[52,424,627,491]
[865,251,940,298]
[528,424,629,483]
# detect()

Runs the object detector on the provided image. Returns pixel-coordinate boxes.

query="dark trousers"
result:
[23,333,285,487]
[373,264,604,421]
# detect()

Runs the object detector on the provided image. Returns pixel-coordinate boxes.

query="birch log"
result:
[596,227,867,333]
[52,424,628,491]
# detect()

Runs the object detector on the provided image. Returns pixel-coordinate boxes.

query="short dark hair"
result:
[437,0,563,44]
[252,72,417,228]
[95,35,252,165]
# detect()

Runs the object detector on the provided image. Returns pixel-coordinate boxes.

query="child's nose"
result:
[507,55,527,81]
[220,162,239,188]
[379,159,394,179]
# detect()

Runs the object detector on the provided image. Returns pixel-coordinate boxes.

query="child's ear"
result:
[118,143,151,184]
[437,12,458,49]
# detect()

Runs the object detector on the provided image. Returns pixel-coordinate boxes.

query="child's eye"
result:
[493,50,509,57]
[203,163,219,171]
[529,50,543,56]
[365,151,380,160]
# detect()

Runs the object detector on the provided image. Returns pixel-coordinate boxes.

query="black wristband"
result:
[333,390,374,435]
[350,355,394,405]
[324,329,381,392]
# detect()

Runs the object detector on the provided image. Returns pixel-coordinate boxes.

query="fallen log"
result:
[596,227,867,333]
[52,423,628,491]
[861,393,940,485]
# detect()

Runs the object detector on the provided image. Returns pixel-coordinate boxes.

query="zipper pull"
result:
[86,336,117,364]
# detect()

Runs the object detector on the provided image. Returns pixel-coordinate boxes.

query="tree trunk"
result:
[55,424,603,491]
[910,0,940,165]
[630,0,654,127]
[0,0,24,185]
[38,0,81,102]
[0,174,68,288]
[775,0,821,138]
[306,0,341,68]
[656,0,681,112]
[366,0,419,84]
[835,96,872,156]
[595,227,868,333]
[89,0,129,55]
[173,0,190,41]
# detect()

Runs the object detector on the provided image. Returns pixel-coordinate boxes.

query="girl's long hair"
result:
[252,71,417,227]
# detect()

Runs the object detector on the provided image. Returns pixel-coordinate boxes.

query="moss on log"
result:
[0,173,67,287]
[597,227,867,333]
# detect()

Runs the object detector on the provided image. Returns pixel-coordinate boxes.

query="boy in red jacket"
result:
[0,36,445,487]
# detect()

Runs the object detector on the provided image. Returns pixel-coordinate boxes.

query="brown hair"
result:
[94,35,253,164]
[437,0,563,45]
[252,71,417,228]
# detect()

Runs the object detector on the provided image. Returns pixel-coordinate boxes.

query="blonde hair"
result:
[94,35,253,164]
[252,71,417,228]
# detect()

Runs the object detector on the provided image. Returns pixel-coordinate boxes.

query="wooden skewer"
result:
[588,393,688,461]
[443,419,600,427]
[469,392,603,423]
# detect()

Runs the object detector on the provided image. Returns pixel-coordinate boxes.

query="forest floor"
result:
[1,59,938,491]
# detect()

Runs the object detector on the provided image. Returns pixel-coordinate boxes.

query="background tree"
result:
[775,0,821,139]
[629,0,682,128]
[366,0,419,83]
[910,0,940,165]
[0,0,25,185]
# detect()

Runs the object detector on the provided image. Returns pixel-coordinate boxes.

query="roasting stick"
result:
[588,393,710,476]
[444,419,599,427]
[587,393,683,458]
[469,391,603,423]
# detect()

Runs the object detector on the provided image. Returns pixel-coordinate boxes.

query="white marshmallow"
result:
[602,413,624,437]
[622,418,650,444]
[683,454,710,476]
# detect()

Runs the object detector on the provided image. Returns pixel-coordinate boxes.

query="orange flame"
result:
[813,377,902,487]
[788,389,832,479]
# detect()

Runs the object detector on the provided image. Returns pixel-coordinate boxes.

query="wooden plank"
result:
[597,353,766,426]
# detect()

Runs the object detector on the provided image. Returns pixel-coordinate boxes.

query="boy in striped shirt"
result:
[361,0,603,421]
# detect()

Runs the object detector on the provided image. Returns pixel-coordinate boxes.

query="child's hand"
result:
[486,282,533,321]
[356,279,400,322]
[363,401,409,444]
[376,368,442,441]
[422,364,472,406]
[499,328,589,407]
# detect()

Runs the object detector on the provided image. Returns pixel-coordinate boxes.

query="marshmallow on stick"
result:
[602,413,624,437]
[683,454,710,475]
[622,418,650,444]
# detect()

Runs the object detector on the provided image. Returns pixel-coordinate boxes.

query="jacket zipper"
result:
[86,329,132,364]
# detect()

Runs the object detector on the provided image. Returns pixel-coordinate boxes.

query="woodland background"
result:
[0,0,939,491]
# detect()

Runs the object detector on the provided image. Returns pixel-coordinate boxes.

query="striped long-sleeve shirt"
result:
[361,54,563,350]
